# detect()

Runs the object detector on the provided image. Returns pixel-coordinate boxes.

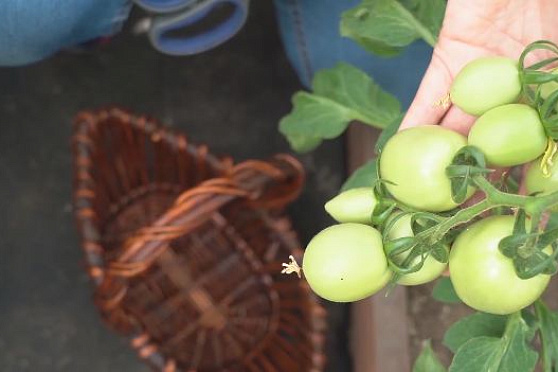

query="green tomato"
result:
[450,56,521,116]
[449,215,551,315]
[468,104,547,167]
[525,155,558,211]
[302,223,391,302]
[380,125,473,212]
[385,213,447,286]
[325,188,377,224]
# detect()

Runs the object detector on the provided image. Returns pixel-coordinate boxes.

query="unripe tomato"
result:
[468,104,547,167]
[450,56,521,116]
[449,215,551,315]
[325,188,377,224]
[525,155,558,211]
[302,223,391,302]
[385,213,447,286]
[380,125,473,212]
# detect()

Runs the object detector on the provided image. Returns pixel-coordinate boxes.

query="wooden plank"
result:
[346,124,411,372]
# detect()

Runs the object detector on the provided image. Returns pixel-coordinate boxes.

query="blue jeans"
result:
[272,0,432,107]
[0,0,131,66]
[1,0,432,108]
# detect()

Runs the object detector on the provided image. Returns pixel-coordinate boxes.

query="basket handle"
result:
[105,154,304,278]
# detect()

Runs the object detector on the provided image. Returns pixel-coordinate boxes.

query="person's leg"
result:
[0,0,132,66]
[273,0,432,107]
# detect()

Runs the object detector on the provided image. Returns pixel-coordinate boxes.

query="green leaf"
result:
[498,233,529,259]
[430,243,449,264]
[449,337,505,372]
[341,159,378,192]
[513,209,527,235]
[385,237,416,260]
[448,313,538,372]
[375,113,403,154]
[443,313,507,353]
[446,146,490,203]
[279,63,401,153]
[448,168,472,204]
[535,300,558,371]
[513,248,555,279]
[340,0,446,55]
[282,132,323,153]
[370,197,397,228]
[413,340,446,372]
[432,277,461,304]
[520,308,539,342]
[537,225,558,250]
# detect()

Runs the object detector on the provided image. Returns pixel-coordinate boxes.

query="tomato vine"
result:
[278,1,558,369]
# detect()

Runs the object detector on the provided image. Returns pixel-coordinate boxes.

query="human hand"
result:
[400,0,558,135]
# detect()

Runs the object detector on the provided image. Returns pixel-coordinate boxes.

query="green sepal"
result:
[446,146,491,203]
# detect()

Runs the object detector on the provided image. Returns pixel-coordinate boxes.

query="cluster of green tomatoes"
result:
[283,42,558,316]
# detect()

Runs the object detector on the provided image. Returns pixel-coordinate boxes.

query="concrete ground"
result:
[0,2,351,371]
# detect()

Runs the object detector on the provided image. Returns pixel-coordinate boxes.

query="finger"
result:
[400,55,453,130]
[440,105,477,136]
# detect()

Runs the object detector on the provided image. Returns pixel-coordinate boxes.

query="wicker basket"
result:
[72,108,327,371]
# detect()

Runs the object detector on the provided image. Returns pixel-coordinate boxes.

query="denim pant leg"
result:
[0,0,132,66]
[273,0,432,108]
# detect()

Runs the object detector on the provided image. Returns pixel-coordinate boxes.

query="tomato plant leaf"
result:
[340,0,446,55]
[451,146,488,169]
[446,146,491,203]
[384,236,415,259]
[500,223,558,278]
[282,132,323,153]
[506,233,557,278]
[498,233,529,259]
[449,337,503,372]
[539,88,558,140]
[520,308,539,342]
[513,209,527,235]
[535,300,558,372]
[409,212,439,234]
[513,249,555,279]
[443,312,507,353]
[432,277,461,304]
[279,63,401,153]
[370,193,397,226]
[449,172,471,204]
[341,159,378,192]
[448,312,538,372]
[537,225,558,249]
[375,113,403,154]
[430,243,449,264]
[412,340,446,372]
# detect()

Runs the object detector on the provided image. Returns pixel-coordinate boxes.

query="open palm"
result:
[400,0,558,135]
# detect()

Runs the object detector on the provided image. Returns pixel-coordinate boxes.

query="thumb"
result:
[400,55,453,130]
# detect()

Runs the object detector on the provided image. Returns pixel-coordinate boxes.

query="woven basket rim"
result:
[71,107,326,372]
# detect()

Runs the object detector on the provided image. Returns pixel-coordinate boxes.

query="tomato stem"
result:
[416,175,558,244]
[421,199,492,244]
[473,176,528,206]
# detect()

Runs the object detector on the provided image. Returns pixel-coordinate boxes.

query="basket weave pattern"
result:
[72,108,327,371]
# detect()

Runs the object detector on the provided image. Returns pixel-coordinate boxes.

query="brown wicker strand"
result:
[72,108,326,372]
